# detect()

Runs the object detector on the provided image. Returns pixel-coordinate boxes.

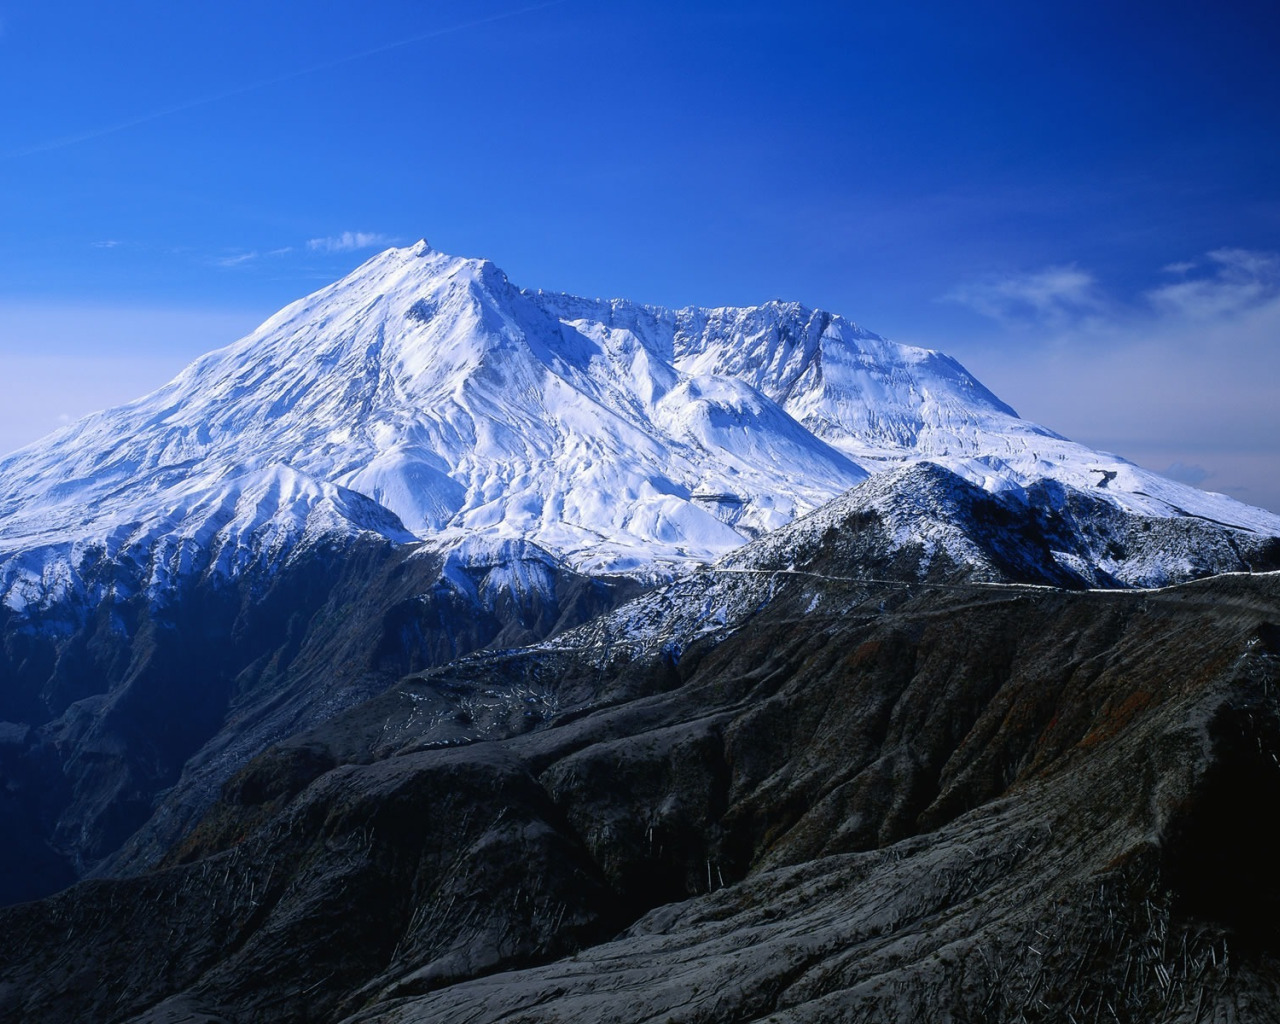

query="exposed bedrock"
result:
[3,574,1278,1022]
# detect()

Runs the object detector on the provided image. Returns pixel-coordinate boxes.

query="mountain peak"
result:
[2,244,1278,612]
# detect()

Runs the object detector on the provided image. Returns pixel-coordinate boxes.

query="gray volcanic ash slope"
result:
[2,510,1277,1023]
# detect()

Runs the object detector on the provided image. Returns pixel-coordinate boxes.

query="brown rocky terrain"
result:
[0,534,641,905]
[3,560,1278,1022]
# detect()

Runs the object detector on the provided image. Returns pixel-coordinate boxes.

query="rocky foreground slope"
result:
[2,485,1278,1022]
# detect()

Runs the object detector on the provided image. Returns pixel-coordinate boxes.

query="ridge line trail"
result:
[700,566,1280,599]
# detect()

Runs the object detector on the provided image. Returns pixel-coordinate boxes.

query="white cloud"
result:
[215,250,260,267]
[307,231,395,253]
[935,248,1280,514]
[945,265,1104,327]
[1146,248,1280,321]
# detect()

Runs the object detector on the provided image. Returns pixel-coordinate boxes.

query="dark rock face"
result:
[3,566,1278,1022]
[1162,698,1280,946]
[0,537,643,905]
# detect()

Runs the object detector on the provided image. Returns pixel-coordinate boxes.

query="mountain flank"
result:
[3,556,1277,1022]
[1,243,1279,1020]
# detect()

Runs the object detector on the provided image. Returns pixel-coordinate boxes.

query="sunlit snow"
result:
[1,241,1276,610]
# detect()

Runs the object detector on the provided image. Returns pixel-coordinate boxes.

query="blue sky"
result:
[1,1,1278,510]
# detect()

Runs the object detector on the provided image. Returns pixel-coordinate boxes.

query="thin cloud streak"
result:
[944,249,1280,513]
[945,265,1104,327]
[1,0,570,162]
[215,251,260,267]
[213,246,296,267]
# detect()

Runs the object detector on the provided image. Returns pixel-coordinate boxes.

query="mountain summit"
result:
[2,241,1273,613]
[2,241,1279,909]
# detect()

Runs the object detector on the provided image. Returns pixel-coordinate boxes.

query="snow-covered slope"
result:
[1,241,1276,611]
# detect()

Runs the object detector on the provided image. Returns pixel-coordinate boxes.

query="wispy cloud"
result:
[945,265,1104,327]
[307,231,395,253]
[1,1,569,163]
[1146,247,1280,321]
[215,250,261,267]
[939,248,1280,513]
[948,248,1280,334]
[92,240,121,249]
[212,245,294,268]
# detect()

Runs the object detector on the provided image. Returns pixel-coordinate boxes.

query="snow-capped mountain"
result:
[4,241,1280,1009]
[2,240,1274,615]
[4,240,1280,906]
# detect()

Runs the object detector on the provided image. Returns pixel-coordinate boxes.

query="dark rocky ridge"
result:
[0,536,643,905]
[731,463,1280,589]
[3,463,1280,1021]
[2,558,1278,1021]
[4,460,1277,910]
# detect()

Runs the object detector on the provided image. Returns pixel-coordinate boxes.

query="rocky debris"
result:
[3,568,1278,1022]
